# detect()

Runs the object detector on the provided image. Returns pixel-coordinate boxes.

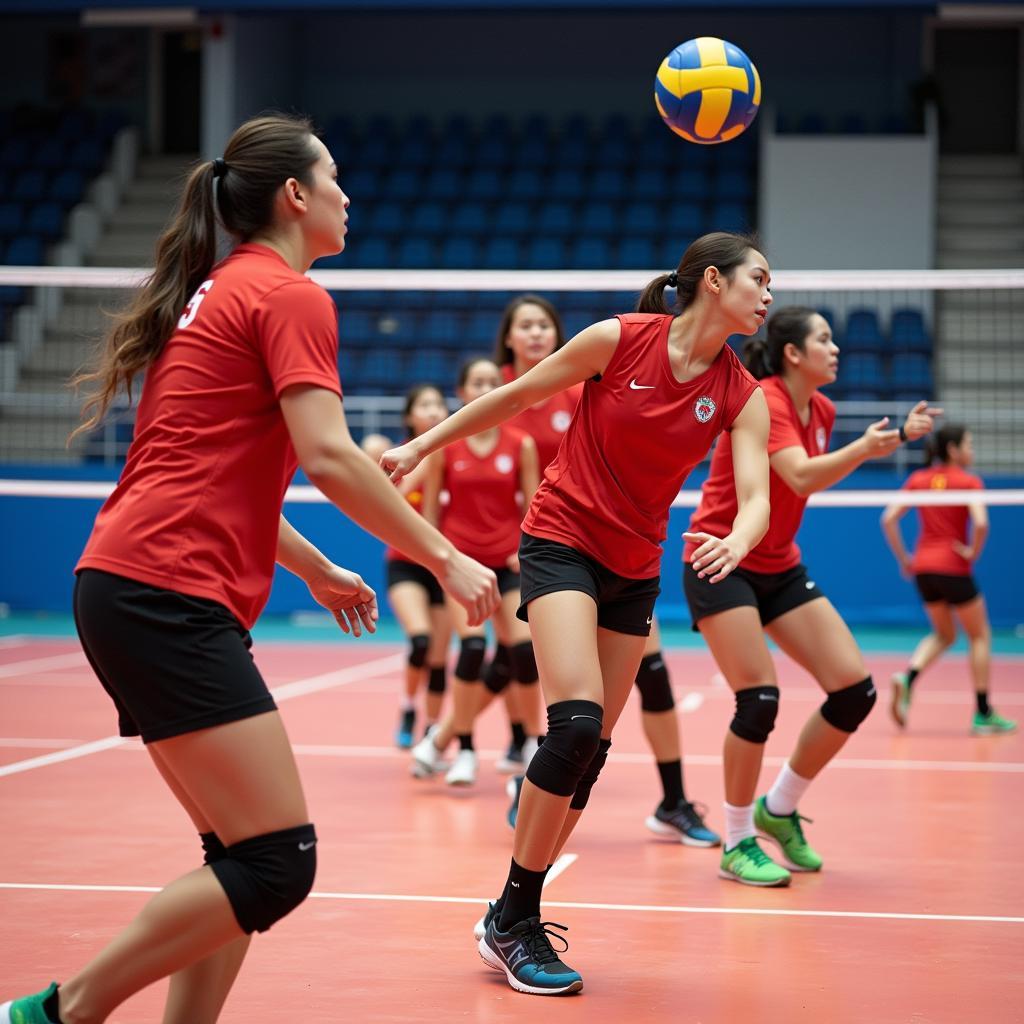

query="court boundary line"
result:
[1,881,1019,925]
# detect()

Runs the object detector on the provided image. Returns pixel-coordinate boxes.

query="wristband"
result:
[898,425,907,443]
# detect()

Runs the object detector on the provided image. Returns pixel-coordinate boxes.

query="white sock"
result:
[766,761,812,817]
[724,801,756,850]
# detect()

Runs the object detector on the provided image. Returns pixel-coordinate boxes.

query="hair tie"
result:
[212,157,228,179]
[666,271,678,289]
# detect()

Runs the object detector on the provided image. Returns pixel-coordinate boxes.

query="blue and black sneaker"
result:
[473,899,499,940]
[506,775,524,829]
[395,708,416,749]
[479,916,583,996]
[645,799,721,847]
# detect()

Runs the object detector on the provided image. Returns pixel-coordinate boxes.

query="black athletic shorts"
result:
[387,559,445,606]
[684,561,823,631]
[73,569,277,744]
[517,532,660,637]
[915,573,979,606]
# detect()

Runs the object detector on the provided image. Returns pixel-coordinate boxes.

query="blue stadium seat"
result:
[525,238,566,269]
[49,169,85,208]
[889,353,933,396]
[395,237,435,268]
[384,169,420,200]
[0,203,24,238]
[842,353,886,392]
[406,350,454,386]
[359,348,407,389]
[480,237,520,269]
[339,310,375,345]
[713,169,752,200]
[579,203,617,236]
[552,138,589,168]
[68,138,104,174]
[493,203,532,236]
[569,237,612,270]
[0,138,30,169]
[27,201,64,241]
[622,201,659,234]
[12,171,47,203]
[366,203,406,235]
[477,137,511,167]
[506,169,543,201]
[465,169,503,201]
[709,202,749,233]
[349,237,392,268]
[464,310,497,346]
[593,136,632,167]
[424,168,461,200]
[632,168,667,200]
[675,169,708,199]
[409,203,446,236]
[844,309,885,352]
[513,136,550,168]
[890,308,931,353]
[451,202,489,236]
[37,138,65,170]
[548,169,580,200]
[665,202,704,236]
[436,137,470,166]
[394,137,432,167]
[617,236,657,269]
[439,237,479,269]
[421,310,458,345]
[589,169,626,200]
[342,169,379,201]
[536,201,574,236]
[5,236,44,265]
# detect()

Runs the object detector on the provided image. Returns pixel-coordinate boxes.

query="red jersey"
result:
[440,426,526,566]
[687,375,835,574]
[386,473,426,565]
[501,362,583,470]
[904,464,984,576]
[77,243,342,628]
[523,313,759,579]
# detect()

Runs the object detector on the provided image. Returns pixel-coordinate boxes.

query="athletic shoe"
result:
[410,725,445,779]
[718,836,792,887]
[395,707,416,749]
[446,749,478,786]
[495,742,524,774]
[0,983,60,1024]
[754,795,823,872]
[645,800,722,847]
[889,672,912,728]
[972,710,1018,735]
[473,899,499,940]
[506,774,524,829]
[478,916,583,996]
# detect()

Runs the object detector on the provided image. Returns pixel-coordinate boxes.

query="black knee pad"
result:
[525,699,603,797]
[570,737,612,810]
[821,676,877,733]
[454,636,487,682]
[408,633,430,669]
[199,831,227,865]
[483,643,512,695]
[210,824,318,934]
[427,665,446,694]
[634,651,674,713]
[730,686,780,744]
[509,641,539,685]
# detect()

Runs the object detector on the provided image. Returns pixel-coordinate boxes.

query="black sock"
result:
[458,733,474,751]
[977,692,991,716]
[497,858,547,931]
[42,987,62,1024]
[657,759,686,811]
[510,721,526,748]
[905,667,920,691]
[492,862,550,920]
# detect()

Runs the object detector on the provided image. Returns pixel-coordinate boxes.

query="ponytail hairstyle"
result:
[925,424,967,465]
[493,293,566,366]
[742,305,817,381]
[637,230,762,316]
[70,112,319,442]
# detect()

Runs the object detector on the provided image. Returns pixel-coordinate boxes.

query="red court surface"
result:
[1,635,1022,1022]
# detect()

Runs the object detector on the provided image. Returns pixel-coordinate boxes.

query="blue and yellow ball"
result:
[655,37,761,145]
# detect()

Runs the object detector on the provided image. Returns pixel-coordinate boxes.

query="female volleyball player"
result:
[881,426,1015,734]
[685,306,940,889]
[410,357,540,787]
[382,232,772,996]
[1,114,498,1024]
[495,293,720,845]
[362,384,453,748]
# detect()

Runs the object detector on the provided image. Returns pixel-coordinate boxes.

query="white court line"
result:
[543,854,577,888]
[0,652,86,679]
[0,654,405,779]
[0,738,91,750]
[0,881,1019,925]
[678,691,704,713]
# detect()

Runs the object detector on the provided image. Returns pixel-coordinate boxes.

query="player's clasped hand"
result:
[307,564,379,637]
[860,416,902,457]
[902,400,944,443]
[442,554,501,627]
[379,441,423,484]
[683,531,747,583]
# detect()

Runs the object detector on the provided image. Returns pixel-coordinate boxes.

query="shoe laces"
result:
[520,919,570,966]
[786,812,813,844]
[738,837,775,867]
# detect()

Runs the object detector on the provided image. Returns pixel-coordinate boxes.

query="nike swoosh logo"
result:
[298,841,317,851]
[629,379,655,390]
[570,715,602,723]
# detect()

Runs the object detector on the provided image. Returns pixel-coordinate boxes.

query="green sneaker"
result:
[754,795,823,872]
[890,672,912,728]
[0,983,59,1024]
[972,710,1018,735]
[718,836,791,887]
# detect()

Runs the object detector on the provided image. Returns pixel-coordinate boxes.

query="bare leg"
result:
[954,596,991,697]
[908,601,957,678]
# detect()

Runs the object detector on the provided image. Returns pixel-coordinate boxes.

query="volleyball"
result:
[655,36,761,145]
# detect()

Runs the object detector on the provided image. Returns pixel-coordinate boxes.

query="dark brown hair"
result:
[402,383,446,438]
[925,424,968,465]
[637,231,762,315]
[742,305,818,380]
[70,113,319,441]
[456,356,500,389]
[492,293,566,366]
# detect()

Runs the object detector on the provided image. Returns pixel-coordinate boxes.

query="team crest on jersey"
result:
[816,426,826,452]
[551,410,572,433]
[494,454,514,474]
[694,395,716,423]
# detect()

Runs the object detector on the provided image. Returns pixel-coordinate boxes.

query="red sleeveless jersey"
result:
[687,375,835,574]
[903,464,983,576]
[77,244,341,628]
[522,313,759,579]
[501,362,583,470]
[385,474,427,565]
[441,425,525,567]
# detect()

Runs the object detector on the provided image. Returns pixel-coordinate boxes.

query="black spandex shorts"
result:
[684,561,823,631]
[517,532,660,637]
[915,573,979,606]
[387,559,445,606]
[73,569,277,744]
[491,565,521,596]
